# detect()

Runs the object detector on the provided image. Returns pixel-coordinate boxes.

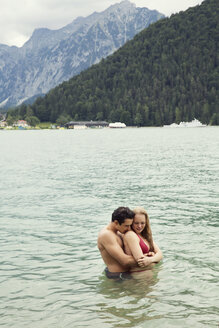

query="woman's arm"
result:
[123,231,144,261]
[152,242,163,262]
[138,241,163,267]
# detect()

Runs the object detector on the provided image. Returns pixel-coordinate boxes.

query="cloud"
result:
[0,0,203,47]
[141,0,203,15]
[0,0,112,46]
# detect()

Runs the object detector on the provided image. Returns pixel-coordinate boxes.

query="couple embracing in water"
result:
[97,206,162,280]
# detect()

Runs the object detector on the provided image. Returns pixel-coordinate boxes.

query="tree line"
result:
[7,0,219,126]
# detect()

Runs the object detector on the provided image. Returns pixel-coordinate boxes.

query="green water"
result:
[0,127,218,327]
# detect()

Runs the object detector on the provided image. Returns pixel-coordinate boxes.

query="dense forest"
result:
[7,0,219,126]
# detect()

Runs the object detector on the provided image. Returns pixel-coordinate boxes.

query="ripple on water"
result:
[0,128,218,327]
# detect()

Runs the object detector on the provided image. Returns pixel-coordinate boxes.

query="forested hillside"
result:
[8,0,219,126]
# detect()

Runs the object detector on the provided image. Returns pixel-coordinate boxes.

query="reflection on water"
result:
[96,265,162,328]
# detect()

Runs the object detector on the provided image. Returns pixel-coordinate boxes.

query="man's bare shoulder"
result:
[98,226,113,237]
[98,226,117,243]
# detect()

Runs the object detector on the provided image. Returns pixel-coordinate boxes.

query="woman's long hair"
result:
[133,207,154,252]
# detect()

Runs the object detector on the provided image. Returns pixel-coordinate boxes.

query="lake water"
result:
[0,127,218,328]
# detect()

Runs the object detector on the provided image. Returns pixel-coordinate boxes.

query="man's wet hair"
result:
[112,207,135,225]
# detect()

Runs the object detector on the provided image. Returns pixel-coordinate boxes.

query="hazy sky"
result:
[0,0,203,47]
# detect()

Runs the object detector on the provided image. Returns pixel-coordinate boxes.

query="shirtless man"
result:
[97,206,150,279]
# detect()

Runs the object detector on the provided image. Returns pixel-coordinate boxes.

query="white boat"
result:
[181,119,207,127]
[163,119,207,128]
[109,122,126,128]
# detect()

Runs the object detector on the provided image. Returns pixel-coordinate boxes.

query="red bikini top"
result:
[137,235,149,254]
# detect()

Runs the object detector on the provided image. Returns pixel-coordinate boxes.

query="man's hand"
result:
[147,251,155,257]
[137,255,153,267]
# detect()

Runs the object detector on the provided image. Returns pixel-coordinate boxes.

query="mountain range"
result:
[0,1,164,109]
[9,0,218,126]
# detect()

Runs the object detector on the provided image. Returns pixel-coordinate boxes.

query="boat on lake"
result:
[109,122,126,128]
[163,119,207,128]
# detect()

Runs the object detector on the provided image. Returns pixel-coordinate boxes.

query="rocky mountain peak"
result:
[0,1,165,109]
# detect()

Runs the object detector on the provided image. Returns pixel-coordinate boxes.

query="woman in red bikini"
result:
[123,207,163,274]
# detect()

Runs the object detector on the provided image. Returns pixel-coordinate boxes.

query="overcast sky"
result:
[0,0,203,47]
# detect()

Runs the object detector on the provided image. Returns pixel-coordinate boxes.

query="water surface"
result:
[0,127,218,327]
